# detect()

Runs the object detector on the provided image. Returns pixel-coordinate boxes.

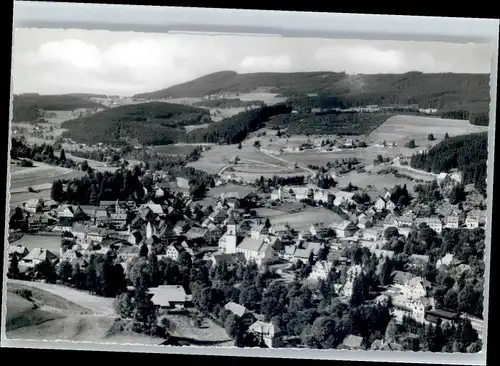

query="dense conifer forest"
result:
[410,132,488,193]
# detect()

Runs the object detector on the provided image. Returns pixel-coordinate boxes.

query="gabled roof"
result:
[148,285,188,306]
[249,321,281,336]
[237,237,264,252]
[224,301,248,317]
[22,248,57,262]
[294,247,312,259]
[342,335,364,348]
[8,245,28,256]
[335,220,356,230]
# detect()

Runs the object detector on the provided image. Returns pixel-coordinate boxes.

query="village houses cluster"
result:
[8,165,486,348]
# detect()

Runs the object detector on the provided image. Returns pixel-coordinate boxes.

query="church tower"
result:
[146,221,153,240]
[224,213,239,254]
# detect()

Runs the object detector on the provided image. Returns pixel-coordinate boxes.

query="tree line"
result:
[410,132,488,194]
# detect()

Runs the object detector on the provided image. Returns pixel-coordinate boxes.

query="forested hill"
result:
[133,70,490,115]
[12,94,107,122]
[61,101,211,146]
[410,132,488,193]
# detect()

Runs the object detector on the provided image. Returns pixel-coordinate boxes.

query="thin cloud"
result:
[11,29,492,95]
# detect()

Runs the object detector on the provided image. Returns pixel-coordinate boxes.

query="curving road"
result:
[259,148,315,175]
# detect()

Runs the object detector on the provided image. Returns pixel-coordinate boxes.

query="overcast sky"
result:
[11,28,492,96]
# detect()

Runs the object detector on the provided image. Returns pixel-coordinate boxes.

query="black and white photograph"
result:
[2,3,497,363]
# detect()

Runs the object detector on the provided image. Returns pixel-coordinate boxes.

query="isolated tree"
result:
[379,259,393,286]
[51,180,64,202]
[444,133,450,139]
[264,218,271,229]
[384,227,399,240]
[59,149,67,161]
[139,244,149,258]
[8,255,20,279]
[428,133,436,141]
[449,185,466,205]
[57,260,73,282]
[405,139,416,149]
[81,160,89,172]
[237,142,242,150]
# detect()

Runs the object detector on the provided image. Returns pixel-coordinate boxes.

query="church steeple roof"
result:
[227,213,237,225]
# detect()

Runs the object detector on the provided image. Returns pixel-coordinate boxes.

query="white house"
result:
[165,243,189,262]
[362,228,382,241]
[309,223,328,237]
[357,216,373,229]
[399,213,415,227]
[313,189,332,203]
[374,197,387,212]
[333,191,356,207]
[465,215,480,229]
[19,248,58,271]
[436,253,454,268]
[24,198,44,213]
[86,227,108,243]
[148,285,191,309]
[445,215,460,229]
[270,187,282,201]
[332,220,358,238]
[402,276,431,301]
[292,187,312,201]
[250,224,268,240]
[415,217,443,233]
[249,321,284,348]
[57,204,76,218]
[383,215,400,229]
[309,260,333,280]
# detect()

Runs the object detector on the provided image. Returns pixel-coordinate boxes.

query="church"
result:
[218,214,278,267]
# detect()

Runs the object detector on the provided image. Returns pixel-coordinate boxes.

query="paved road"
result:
[7,279,115,315]
[259,148,315,175]
[391,160,439,178]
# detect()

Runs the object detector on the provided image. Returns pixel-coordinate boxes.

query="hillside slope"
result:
[133,71,490,115]
[61,101,211,146]
[12,94,107,122]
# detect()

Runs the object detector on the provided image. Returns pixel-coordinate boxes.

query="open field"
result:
[257,206,344,231]
[166,311,232,346]
[10,183,52,194]
[5,283,162,345]
[207,184,256,198]
[7,279,115,314]
[336,170,418,194]
[9,162,85,190]
[9,234,62,253]
[151,144,202,155]
[7,282,91,314]
[9,190,52,209]
[5,292,65,332]
[187,145,290,175]
[368,115,489,147]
